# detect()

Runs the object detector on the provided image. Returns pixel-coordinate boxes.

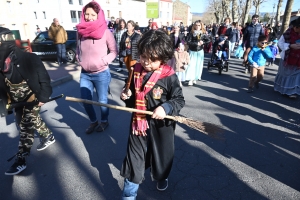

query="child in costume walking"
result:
[247,35,273,93]
[267,39,279,66]
[0,27,55,175]
[174,43,190,86]
[120,29,185,199]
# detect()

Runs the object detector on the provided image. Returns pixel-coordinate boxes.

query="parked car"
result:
[31,30,77,63]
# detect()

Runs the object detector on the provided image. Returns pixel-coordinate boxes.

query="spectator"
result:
[225,22,240,59]
[119,20,141,72]
[144,19,153,33]
[242,14,264,73]
[113,18,119,30]
[186,20,211,85]
[272,22,281,39]
[174,43,190,86]
[218,17,231,37]
[35,27,41,36]
[151,22,158,30]
[114,19,127,72]
[76,1,117,134]
[274,17,300,99]
[48,18,68,65]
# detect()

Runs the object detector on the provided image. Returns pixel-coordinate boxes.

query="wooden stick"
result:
[124,67,134,93]
[66,96,175,120]
[65,96,224,139]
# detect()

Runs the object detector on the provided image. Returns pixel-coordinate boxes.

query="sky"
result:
[187,0,298,14]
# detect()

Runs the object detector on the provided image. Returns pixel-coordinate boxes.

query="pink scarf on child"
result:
[76,1,107,39]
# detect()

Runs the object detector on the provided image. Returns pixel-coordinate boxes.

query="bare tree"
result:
[253,0,267,15]
[221,0,231,21]
[275,0,284,25]
[280,0,294,36]
[208,0,223,24]
[232,0,239,22]
[242,0,252,25]
[237,0,247,24]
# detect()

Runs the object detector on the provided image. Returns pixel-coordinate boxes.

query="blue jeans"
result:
[56,44,66,63]
[121,179,139,200]
[80,69,111,123]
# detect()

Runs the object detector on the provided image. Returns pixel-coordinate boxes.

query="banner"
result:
[146,2,159,19]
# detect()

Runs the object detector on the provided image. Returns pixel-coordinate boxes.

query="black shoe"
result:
[157,178,168,191]
[255,82,259,89]
[5,153,27,175]
[247,87,254,93]
[37,135,55,151]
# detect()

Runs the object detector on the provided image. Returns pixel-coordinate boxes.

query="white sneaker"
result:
[188,80,193,86]
[193,80,196,84]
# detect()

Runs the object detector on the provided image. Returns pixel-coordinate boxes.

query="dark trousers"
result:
[56,44,66,63]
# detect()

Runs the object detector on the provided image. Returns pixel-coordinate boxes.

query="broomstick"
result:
[65,96,224,139]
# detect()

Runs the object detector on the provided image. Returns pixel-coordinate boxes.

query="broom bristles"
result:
[174,116,224,139]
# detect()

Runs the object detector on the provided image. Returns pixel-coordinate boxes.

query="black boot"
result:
[5,152,28,175]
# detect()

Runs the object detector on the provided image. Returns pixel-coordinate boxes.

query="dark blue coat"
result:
[243,23,264,48]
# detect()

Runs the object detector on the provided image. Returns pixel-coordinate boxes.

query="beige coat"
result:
[48,23,67,44]
[174,51,190,72]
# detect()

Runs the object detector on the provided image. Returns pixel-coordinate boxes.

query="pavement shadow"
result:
[193,94,300,191]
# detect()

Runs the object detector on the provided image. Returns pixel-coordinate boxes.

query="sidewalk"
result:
[43,61,81,87]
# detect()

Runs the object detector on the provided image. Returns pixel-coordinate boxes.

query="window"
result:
[43,11,46,19]
[167,12,169,18]
[34,11,37,19]
[70,11,77,23]
[7,1,12,12]
[78,11,82,21]
[69,0,73,5]
[79,0,83,5]
[118,0,121,5]
[119,11,122,18]
[160,11,162,18]
[107,10,110,18]
[106,0,110,4]
[19,2,22,13]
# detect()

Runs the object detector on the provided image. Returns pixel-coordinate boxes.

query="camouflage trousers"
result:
[5,78,52,154]
[15,105,52,153]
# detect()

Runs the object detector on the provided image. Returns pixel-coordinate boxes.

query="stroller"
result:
[207,36,229,75]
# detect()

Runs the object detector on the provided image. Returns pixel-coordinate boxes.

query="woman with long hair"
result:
[185,20,210,85]
[274,17,300,99]
[114,18,127,72]
[76,1,117,134]
[119,20,141,72]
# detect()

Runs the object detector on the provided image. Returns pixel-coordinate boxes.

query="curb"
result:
[50,72,80,88]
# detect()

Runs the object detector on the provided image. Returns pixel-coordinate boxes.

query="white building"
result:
[0,0,148,41]
[157,0,172,27]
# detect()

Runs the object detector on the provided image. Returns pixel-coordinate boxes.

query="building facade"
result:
[173,0,192,26]
[0,0,148,41]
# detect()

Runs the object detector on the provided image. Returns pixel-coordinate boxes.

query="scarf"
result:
[76,2,107,39]
[283,28,300,67]
[132,63,175,136]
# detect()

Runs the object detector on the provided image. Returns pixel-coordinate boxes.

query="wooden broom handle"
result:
[124,67,134,93]
[65,96,176,120]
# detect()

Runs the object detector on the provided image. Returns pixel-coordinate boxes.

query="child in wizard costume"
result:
[120,29,185,199]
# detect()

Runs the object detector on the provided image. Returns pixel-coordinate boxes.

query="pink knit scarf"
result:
[76,2,107,39]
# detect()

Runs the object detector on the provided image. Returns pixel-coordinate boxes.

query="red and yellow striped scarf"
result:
[132,63,174,136]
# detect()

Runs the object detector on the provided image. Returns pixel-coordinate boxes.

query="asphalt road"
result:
[0,55,300,200]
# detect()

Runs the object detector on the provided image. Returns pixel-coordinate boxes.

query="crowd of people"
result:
[0,0,299,199]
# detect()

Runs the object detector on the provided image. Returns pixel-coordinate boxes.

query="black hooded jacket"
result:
[0,48,52,117]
